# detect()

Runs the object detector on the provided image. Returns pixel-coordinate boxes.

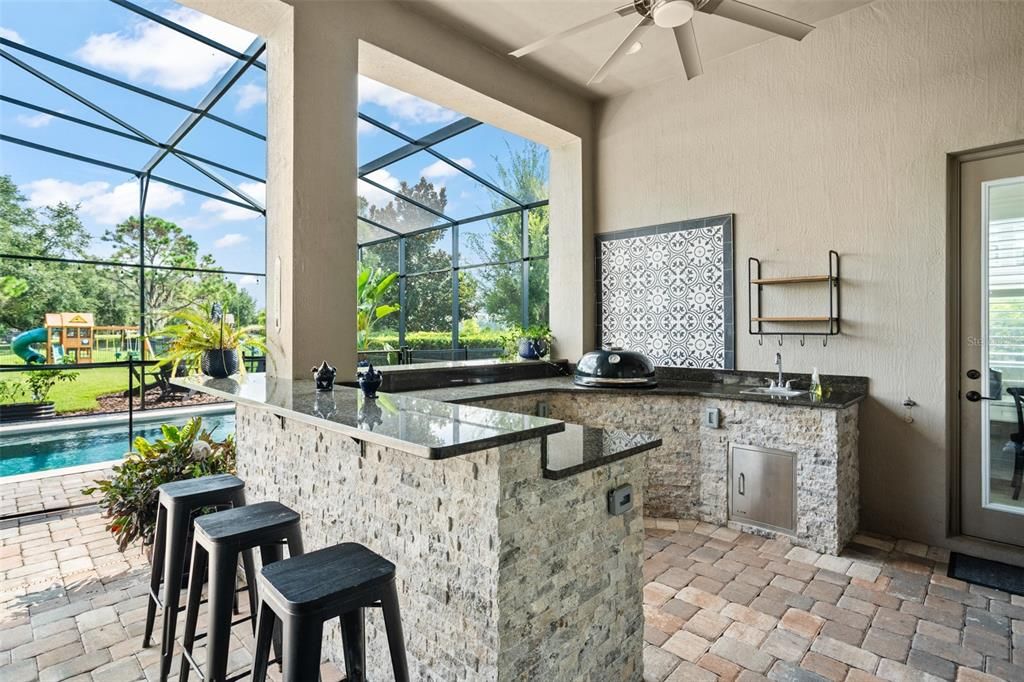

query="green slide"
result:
[12,327,46,364]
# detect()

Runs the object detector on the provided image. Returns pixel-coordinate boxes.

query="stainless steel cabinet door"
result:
[729,444,796,533]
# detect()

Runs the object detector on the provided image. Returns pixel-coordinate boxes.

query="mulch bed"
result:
[62,389,227,417]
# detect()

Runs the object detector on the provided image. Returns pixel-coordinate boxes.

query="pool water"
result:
[0,412,235,478]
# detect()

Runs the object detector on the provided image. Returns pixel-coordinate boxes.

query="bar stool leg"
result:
[380,579,410,682]
[240,548,259,633]
[205,546,240,682]
[178,540,209,682]
[143,503,167,648]
[281,617,323,682]
[339,608,365,682]
[159,505,190,682]
[260,542,285,665]
[251,600,276,682]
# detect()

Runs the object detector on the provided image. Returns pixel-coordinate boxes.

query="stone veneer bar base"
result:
[469,394,859,555]
[234,404,645,681]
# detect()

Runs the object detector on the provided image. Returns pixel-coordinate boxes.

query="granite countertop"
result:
[173,374,564,459]
[173,375,662,476]
[401,376,867,409]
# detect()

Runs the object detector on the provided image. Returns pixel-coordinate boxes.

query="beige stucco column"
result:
[181,0,358,379]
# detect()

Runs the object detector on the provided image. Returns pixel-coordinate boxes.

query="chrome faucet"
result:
[774,352,784,389]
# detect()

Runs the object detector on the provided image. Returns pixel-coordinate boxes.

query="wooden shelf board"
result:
[752,316,834,322]
[751,275,832,285]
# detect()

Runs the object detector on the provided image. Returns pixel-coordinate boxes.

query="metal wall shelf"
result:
[748,250,841,346]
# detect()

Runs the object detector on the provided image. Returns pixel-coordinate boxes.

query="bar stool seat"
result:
[179,501,303,682]
[252,543,409,682]
[144,473,246,682]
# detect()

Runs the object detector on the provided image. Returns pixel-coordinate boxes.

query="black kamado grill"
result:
[573,347,657,388]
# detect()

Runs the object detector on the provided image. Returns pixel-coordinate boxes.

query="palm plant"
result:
[160,308,266,376]
[357,265,400,349]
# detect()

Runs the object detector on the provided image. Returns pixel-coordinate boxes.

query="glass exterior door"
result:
[960,151,1024,545]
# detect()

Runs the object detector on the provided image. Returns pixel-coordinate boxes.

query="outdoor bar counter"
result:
[175,373,659,681]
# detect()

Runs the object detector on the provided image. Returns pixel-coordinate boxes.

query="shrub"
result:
[362,330,506,351]
[82,417,236,551]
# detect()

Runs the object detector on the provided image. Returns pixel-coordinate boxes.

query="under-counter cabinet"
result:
[729,443,796,534]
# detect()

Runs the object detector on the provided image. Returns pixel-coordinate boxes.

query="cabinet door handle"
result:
[738,473,745,495]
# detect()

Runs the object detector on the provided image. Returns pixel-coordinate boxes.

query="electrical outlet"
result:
[608,484,633,515]
[536,401,550,418]
[704,407,720,428]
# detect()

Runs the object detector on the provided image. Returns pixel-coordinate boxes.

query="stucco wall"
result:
[594,0,1024,546]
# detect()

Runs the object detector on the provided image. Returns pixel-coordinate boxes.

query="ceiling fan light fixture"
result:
[652,0,695,28]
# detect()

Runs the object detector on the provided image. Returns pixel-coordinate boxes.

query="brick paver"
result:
[643,518,1024,682]
[4,488,1024,682]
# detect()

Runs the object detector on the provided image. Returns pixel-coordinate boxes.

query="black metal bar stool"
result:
[144,474,246,682]
[251,543,409,682]
[179,501,304,682]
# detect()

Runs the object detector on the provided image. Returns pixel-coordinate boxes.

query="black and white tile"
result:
[596,215,734,369]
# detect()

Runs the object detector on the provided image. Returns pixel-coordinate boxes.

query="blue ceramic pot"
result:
[518,338,548,360]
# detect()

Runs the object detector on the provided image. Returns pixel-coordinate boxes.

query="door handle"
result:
[738,473,745,495]
[965,390,998,402]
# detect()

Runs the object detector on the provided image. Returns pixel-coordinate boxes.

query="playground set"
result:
[10,313,145,364]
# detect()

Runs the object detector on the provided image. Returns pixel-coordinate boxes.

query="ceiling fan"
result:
[509,0,815,84]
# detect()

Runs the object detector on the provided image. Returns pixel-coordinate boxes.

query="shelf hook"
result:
[822,336,829,348]
[799,335,805,347]
[758,336,763,346]
[778,335,784,347]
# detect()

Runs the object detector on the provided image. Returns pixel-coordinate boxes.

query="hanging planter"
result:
[201,349,239,379]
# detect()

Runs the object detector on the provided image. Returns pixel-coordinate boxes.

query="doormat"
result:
[948,552,1024,596]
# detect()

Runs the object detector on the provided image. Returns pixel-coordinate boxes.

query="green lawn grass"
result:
[2,366,133,413]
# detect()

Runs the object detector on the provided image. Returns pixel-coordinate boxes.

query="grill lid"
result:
[574,347,657,387]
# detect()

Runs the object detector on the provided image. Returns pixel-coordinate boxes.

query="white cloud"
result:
[238,275,260,287]
[214,233,248,248]
[16,112,54,128]
[75,8,256,91]
[357,119,376,136]
[235,83,266,112]
[200,181,266,221]
[358,75,459,125]
[0,27,25,44]
[420,157,475,180]
[23,178,183,224]
[358,169,401,209]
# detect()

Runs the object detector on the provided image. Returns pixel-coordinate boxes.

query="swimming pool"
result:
[0,411,235,478]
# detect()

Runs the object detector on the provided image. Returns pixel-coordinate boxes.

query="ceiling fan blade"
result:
[588,16,653,85]
[700,0,814,40]
[673,21,703,80]
[510,3,638,58]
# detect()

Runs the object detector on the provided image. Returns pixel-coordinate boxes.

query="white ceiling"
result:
[404,0,874,98]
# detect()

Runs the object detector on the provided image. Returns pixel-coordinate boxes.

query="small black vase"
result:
[358,364,383,398]
[201,349,239,378]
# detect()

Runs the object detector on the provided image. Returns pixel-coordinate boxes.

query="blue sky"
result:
[0,0,548,308]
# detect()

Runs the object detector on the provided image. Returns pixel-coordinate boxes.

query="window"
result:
[356,79,550,361]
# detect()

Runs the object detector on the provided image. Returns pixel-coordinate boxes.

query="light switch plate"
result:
[704,407,720,428]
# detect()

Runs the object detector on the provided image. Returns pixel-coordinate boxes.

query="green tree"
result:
[464,142,550,327]
[358,178,478,336]
[101,216,258,330]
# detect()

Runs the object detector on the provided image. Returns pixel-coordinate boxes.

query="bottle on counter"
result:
[810,367,823,401]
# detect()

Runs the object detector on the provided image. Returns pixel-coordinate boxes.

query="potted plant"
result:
[0,366,79,423]
[161,309,266,379]
[502,324,553,360]
[82,417,236,553]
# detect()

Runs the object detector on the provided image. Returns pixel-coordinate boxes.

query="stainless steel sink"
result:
[739,387,808,398]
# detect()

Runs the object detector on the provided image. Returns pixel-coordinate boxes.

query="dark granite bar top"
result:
[173,375,661,479]
[543,424,661,480]
[173,374,565,459]
[402,375,866,410]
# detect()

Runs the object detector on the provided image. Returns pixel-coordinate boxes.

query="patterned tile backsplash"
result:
[597,215,734,369]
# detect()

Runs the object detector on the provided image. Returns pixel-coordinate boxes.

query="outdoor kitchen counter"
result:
[400,374,868,409]
[173,372,648,680]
